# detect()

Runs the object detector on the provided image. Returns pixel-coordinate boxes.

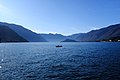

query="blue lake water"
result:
[0,42,120,80]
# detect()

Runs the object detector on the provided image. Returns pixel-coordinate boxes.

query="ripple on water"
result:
[0,66,2,68]
[0,42,120,80]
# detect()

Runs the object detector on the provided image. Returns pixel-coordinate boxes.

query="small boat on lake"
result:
[56,45,62,47]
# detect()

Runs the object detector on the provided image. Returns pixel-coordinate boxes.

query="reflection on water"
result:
[0,42,120,80]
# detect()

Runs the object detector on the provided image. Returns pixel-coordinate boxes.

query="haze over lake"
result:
[0,42,120,80]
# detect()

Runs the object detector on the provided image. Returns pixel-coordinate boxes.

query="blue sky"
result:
[0,0,120,35]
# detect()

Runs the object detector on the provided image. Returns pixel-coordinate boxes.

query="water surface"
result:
[0,42,120,80]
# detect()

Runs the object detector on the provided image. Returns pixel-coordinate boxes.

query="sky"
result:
[0,0,120,35]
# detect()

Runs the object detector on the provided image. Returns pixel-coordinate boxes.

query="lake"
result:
[0,42,120,80]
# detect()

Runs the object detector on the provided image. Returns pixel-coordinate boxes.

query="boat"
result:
[56,45,62,47]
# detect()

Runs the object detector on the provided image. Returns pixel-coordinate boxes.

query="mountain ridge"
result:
[0,22,47,42]
[0,21,120,42]
[74,24,120,41]
[40,33,67,42]
[0,24,28,42]
[40,23,120,42]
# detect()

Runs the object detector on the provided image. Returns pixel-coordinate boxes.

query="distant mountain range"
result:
[0,24,27,42]
[40,24,120,42]
[71,24,120,41]
[0,22,47,42]
[40,33,67,42]
[0,22,120,42]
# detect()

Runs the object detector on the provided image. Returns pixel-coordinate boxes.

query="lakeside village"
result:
[97,36,120,42]
[100,39,120,42]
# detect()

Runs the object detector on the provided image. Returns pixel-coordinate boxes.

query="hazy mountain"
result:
[71,24,120,41]
[0,22,120,42]
[68,33,85,41]
[40,33,67,42]
[0,22,47,42]
[40,24,120,42]
[0,24,27,42]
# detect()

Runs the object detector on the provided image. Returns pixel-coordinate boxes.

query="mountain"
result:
[0,22,120,42]
[40,33,67,42]
[70,24,120,41]
[68,33,84,41]
[0,24,28,42]
[40,24,120,42]
[0,22,47,42]
[61,39,78,42]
